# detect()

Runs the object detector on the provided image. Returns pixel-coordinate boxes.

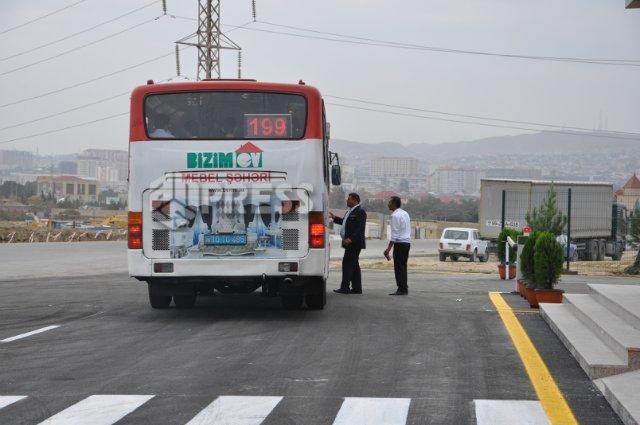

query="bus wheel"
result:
[439,253,447,262]
[174,295,196,309]
[149,294,171,309]
[306,292,326,310]
[587,240,599,261]
[597,240,606,261]
[281,294,303,310]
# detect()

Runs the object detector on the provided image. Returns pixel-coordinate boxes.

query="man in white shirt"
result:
[384,196,411,295]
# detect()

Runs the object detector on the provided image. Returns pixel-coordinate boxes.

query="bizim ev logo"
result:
[187,142,264,169]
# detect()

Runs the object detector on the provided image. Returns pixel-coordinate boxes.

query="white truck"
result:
[479,179,627,261]
[438,227,489,262]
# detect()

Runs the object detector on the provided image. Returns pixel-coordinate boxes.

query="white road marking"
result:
[0,396,27,410]
[474,400,550,425]
[186,395,283,425]
[37,394,154,425]
[332,397,411,425]
[0,325,60,343]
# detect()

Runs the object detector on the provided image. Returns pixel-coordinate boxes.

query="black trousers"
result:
[393,242,410,293]
[341,246,362,292]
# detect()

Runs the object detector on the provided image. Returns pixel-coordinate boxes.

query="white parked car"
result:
[438,227,488,262]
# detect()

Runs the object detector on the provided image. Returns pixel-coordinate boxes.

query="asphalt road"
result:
[0,239,439,281]
[0,270,623,424]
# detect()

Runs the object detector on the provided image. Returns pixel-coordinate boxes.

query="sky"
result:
[0,0,639,155]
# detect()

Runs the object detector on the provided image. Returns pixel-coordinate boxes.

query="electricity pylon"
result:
[176,0,241,80]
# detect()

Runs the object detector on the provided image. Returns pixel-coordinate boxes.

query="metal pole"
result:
[566,188,572,271]
[501,189,506,230]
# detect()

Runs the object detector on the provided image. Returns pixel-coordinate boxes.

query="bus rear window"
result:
[144,91,307,140]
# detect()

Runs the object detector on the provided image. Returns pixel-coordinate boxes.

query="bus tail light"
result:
[128,212,142,249]
[309,212,325,248]
[439,242,443,250]
[466,244,471,252]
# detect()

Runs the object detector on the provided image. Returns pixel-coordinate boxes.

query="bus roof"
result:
[129,80,324,142]
[131,80,322,100]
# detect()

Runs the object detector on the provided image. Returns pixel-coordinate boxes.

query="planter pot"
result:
[535,288,564,304]
[525,285,538,308]
[498,264,517,280]
[517,280,526,297]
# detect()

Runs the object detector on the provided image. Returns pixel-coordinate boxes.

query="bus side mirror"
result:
[331,164,341,186]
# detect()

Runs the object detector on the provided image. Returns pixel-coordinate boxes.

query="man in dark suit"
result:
[330,193,367,294]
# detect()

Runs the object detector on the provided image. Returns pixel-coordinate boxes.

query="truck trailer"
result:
[479,179,626,261]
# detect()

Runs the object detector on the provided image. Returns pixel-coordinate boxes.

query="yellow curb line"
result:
[489,292,578,425]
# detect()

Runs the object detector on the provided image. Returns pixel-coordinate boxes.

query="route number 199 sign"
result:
[244,114,292,139]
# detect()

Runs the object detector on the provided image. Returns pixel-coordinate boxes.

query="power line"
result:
[0,112,128,145]
[258,21,640,65]
[0,0,90,36]
[325,95,640,137]
[0,0,160,63]
[0,93,127,132]
[0,76,175,134]
[0,14,165,77]
[0,48,179,109]
[170,15,254,34]
[228,21,640,67]
[326,102,640,141]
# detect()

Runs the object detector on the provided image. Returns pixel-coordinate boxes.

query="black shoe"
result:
[333,289,350,294]
[349,289,362,294]
[389,291,408,296]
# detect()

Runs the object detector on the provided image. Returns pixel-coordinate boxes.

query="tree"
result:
[497,227,522,265]
[525,183,567,236]
[625,201,640,275]
[520,231,540,284]
[533,232,564,289]
[629,201,640,249]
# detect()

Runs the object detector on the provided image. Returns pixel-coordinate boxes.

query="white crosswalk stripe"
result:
[37,394,154,425]
[332,397,411,425]
[0,394,554,424]
[0,396,27,410]
[185,395,283,425]
[474,400,550,425]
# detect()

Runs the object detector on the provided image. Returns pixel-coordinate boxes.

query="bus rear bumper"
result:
[127,249,327,279]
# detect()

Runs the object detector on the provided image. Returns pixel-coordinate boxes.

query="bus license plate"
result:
[204,234,247,246]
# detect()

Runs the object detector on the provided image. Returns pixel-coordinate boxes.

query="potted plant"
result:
[519,231,539,299]
[497,228,521,280]
[533,232,565,304]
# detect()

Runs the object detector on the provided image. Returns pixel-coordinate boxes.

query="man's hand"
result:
[384,249,391,261]
[343,237,352,246]
[329,211,335,219]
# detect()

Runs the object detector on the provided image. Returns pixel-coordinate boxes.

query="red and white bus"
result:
[127,80,339,310]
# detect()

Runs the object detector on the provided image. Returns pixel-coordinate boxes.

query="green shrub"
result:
[497,227,522,264]
[533,232,564,289]
[520,231,540,284]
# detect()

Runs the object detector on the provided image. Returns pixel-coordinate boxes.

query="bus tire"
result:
[469,250,476,262]
[173,295,196,309]
[597,240,606,261]
[587,240,598,261]
[480,252,489,262]
[439,253,446,262]
[306,292,326,310]
[149,294,171,309]
[281,294,303,310]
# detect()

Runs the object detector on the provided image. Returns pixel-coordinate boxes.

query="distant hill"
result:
[330,131,640,163]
